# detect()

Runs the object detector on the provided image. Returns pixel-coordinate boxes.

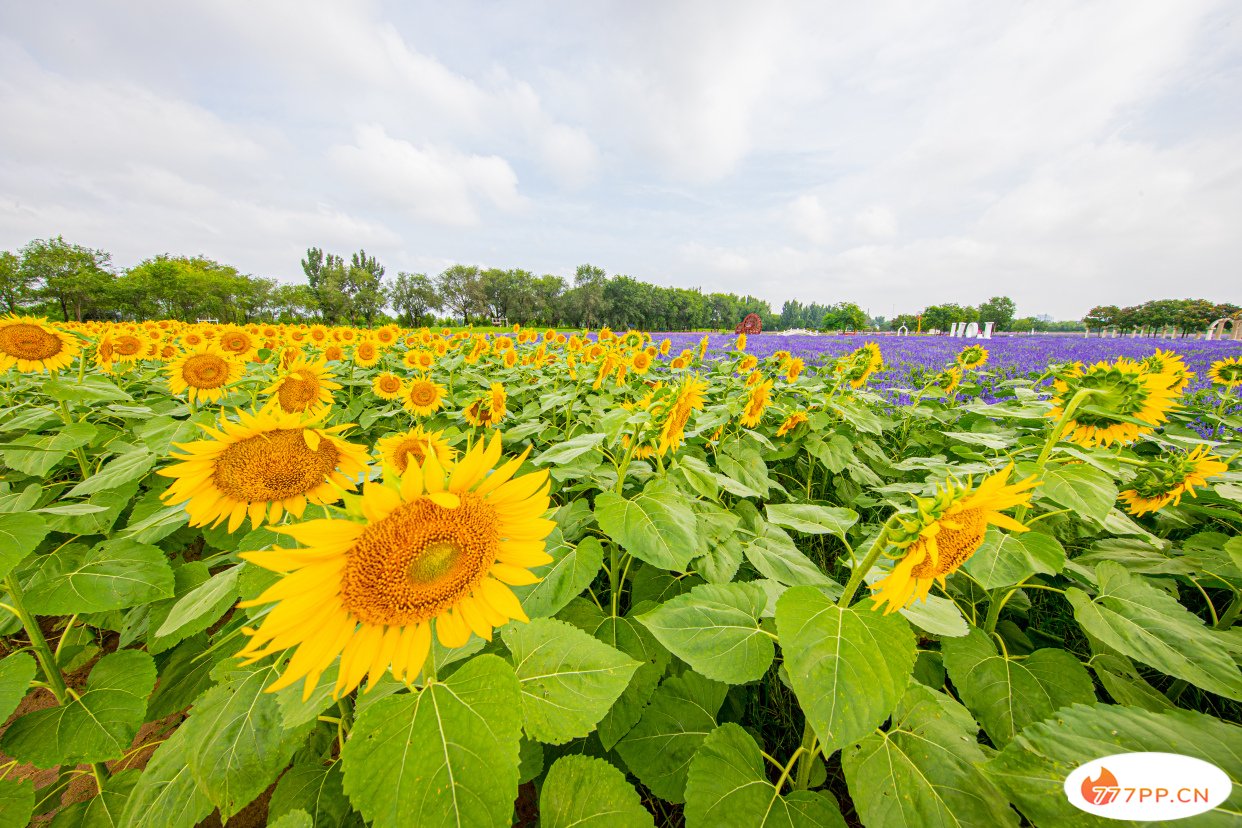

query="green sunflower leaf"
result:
[685,723,846,828]
[638,581,774,684]
[615,671,727,803]
[0,650,155,768]
[843,684,1019,828]
[765,503,859,541]
[504,617,640,744]
[341,654,523,828]
[0,652,36,724]
[269,762,350,828]
[594,478,698,570]
[0,779,34,828]
[540,755,654,828]
[0,512,48,580]
[23,538,175,615]
[942,627,1096,746]
[511,533,604,619]
[775,586,915,755]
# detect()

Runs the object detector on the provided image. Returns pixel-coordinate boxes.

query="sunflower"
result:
[1119,446,1228,516]
[783,357,804,382]
[657,375,708,455]
[237,434,554,699]
[871,464,1038,614]
[463,383,507,428]
[740,378,774,427]
[404,350,435,372]
[928,366,963,395]
[659,339,671,356]
[158,408,369,532]
[376,426,455,474]
[165,344,245,403]
[956,345,988,370]
[735,333,747,352]
[1048,358,1178,448]
[263,356,341,415]
[217,327,260,363]
[1209,356,1242,389]
[776,411,808,437]
[631,351,653,374]
[323,344,344,362]
[699,335,710,360]
[111,332,145,363]
[0,316,82,373]
[372,372,405,401]
[403,377,446,417]
[738,355,759,373]
[1139,349,1194,394]
[837,343,883,388]
[352,339,381,368]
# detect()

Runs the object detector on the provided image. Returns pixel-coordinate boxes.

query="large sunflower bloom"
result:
[837,343,883,388]
[165,344,245,403]
[871,464,1038,614]
[403,377,446,417]
[237,434,554,699]
[1119,445,1228,516]
[1048,358,1178,447]
[263,356,341,415]
[216,326,260,363]
[376,426,455,474]
[956,344,988,370]
[0,316,82,373]
[158,409,369,532]
[1209,356,1242,389]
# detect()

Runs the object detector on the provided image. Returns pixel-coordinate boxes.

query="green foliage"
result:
[540,756,654,828]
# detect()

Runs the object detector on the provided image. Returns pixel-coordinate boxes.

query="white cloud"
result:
[329,124,524,226]
[788,195,834,245]
[853,206,897,241]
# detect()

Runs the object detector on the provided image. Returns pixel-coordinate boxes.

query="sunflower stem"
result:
[837,514,901,608]
[790,723,819,791]
[984,388,1094,635]
[3,575,110,785]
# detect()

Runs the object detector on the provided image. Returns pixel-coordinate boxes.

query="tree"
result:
[921,303,976,332]
[21,236,114,321]
[347,249,387,326]
[0,251,36,314]
[390,272,440,325]
[572,264,607,328]
[820,302,867,331]
[436,265,484,324]
[977,296,1016,331]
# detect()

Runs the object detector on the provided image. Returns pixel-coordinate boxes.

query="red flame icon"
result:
[1082,767,1120,805]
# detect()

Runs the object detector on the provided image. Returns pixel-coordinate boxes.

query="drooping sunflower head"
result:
[956,344,988,370]
[1139,349,1194,394]
[928,366,963,395]
[870,463,1038,614]
[776,411,808,437]
[735,333,747,352]
[837,342,883,388]
[403,377,446,417]
[0,316,82,373]
[738,354,759,374]
[1209,356,1242,389]
[375,426,455,474]
[372,372,405,401]
[659,338,671,356]
[263,356,341,415]
[656,374,708,455]
[463,383,507,428]
[783,357,804,382]
[1119,445,1228,516]
[158,408,370,532]
[739,378,774,428]
[1048,358,1179,447]
[165,344,245,403]
[237,433,554,699]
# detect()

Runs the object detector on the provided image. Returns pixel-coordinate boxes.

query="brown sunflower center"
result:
[408,381,438,407]
[340,493,499,625]
[182,353,230,388]
[212,429,340,502]
[0,323,63,360]
[277,372,320,411]
[911,507,988,578]
[220,334,251,354]
[378,375,402,393]
[389,438,429,473]
[114,335,143,356]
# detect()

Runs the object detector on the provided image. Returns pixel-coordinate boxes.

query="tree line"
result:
[3,236,1234,333]
[1084,299,1241,333]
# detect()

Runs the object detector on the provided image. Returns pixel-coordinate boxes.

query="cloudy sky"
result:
[1,1,1239,320]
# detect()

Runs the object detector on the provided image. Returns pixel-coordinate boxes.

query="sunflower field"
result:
[1,315,1241,827]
